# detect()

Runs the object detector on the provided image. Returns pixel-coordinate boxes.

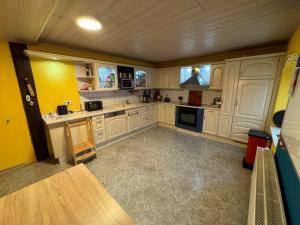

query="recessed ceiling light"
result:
[76,17,102,31]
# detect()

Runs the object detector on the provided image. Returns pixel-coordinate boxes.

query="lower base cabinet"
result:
[126,108,140,132]
[217,114,233,138]
[230,117,265,143]
[203,109,220,135]
[105,115,127,140]
[165,104,176,125]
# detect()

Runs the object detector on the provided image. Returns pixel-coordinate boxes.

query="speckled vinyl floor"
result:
[0,126,251,225]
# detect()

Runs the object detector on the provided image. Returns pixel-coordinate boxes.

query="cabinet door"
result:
[234,79,274,121]
[135,69,147,89]
[159,70,170,88]
[94,63,118,91]
[127,113,140,132]
[220,61,240,116]
[94,130,106,144]
[105,116,126,140]
[203,109,220,135]
[148,69,157,89]
[169,68,180,89]
[154,104,159,122]
[165,104,176,125]
[217,114,233,138]
[240,57,279,79]
[210,64,224,90]
[231,117,265,143]
[158,103,166,123]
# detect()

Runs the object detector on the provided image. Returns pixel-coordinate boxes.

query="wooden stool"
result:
[65,119,96,165]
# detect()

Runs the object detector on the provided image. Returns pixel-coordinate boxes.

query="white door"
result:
[203,109,220,135]
[165,104,176,125]
[231,117,266,143]
[217,114,233,138]
[127,113,140,132]
[158,103,166,123]
[105,115,126,140]
[220,61,240,116]
[240,57,279,79]
[234,79,274,121]
[169,68,180,89]
[210,64,224,90]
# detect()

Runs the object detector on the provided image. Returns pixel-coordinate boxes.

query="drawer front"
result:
[93,119,104,130]
[94,130,106,143]
[126,108,139,115]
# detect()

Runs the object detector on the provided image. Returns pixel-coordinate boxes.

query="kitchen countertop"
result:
[43,101,220,126]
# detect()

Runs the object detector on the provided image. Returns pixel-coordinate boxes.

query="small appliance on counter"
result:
[213,97,222,107]
[164,94,170,102]
[142,90,151,103]
[117,65,135,90]
[188,91,202,106]
[57,105,68,115]
[84,101,103,111]
[153,90,161,101]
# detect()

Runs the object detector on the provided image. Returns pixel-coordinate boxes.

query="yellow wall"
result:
[30,59,81,114]
[0,42,36,171]
[273,26,300,114]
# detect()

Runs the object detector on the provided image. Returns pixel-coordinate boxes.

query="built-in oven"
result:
[175,106,204,132]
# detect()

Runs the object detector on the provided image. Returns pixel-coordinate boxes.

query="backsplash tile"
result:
[159,89,222,105]
[80,90,140,108]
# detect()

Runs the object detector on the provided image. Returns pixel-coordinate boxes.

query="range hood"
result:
[180,65,211,89]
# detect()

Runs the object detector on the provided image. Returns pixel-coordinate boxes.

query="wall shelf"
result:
[76,76,95,79]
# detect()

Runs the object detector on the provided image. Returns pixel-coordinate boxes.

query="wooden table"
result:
[0,164,135,225]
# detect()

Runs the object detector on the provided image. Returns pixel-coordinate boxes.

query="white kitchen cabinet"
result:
[126,108,140,132]
[220,61,241,116]
[240,56,279,79]
[217,114,233,138]
[165,104,176,125]
[169,68,180,89]
[134,68,147,89]
[158,103,166,123]
[230,117,265,143]
[210,64,224,90]
[148,69,157,89]
[158,70,170,88]
[93,63,118,91]
[203,109,220,135]
[92,115,106,144]
[157,68,180,89]
[234,79,274,121]
[105,114,126,140]
[139,105,154,126]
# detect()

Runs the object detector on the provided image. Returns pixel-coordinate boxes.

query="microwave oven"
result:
[120,78,134,90]
[84,101,103,111]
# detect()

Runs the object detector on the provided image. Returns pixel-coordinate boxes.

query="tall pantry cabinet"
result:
[218,54,284,143]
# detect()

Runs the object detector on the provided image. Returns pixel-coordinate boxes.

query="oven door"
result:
[175,106,204,132]
[121,79,134,89]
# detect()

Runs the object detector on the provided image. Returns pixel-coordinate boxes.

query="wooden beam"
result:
[9,42,49,161]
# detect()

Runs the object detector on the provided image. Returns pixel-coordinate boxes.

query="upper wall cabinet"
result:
[93,63,118,91]
[240,57,279,79]
[134,68,147,89]
[209,64,224,90]
[147,69,157,89]
[157,68,180,89]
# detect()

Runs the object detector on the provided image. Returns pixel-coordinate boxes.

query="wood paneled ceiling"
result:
[1,0,300,63]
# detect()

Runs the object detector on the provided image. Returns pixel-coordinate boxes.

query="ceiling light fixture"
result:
[76,17,102,31]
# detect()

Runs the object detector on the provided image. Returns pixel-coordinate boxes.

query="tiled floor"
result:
[0,126,251,225]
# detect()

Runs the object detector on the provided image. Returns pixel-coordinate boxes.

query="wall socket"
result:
[63,100,73,105]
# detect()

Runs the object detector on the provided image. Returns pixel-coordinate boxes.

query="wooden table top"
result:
[0,164,135,225]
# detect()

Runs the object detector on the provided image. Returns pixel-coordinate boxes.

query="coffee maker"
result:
[142,90,151,103]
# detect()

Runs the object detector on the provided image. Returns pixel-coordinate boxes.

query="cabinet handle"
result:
[235,99,238,106]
